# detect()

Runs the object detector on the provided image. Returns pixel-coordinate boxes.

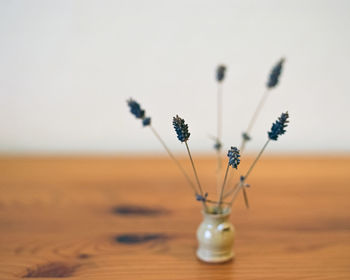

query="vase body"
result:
[196,209,235,263]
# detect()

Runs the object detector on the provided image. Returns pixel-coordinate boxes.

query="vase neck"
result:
[202,211,231,224]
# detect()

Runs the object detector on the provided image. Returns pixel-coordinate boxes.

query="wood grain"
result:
[0,155,349,279]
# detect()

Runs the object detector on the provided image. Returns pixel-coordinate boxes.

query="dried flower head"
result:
[242,132,251,141]
[173,115,190,142]
[216,65,227,82]
[127,99,145,119]
[214,139,222,151]
[268,111,289,141]
[267,58,285,88]
[196,192,208,202]
[142,117,151,127]
[127,98,152,127]
[240,175,250,188]
[227,146,241,169]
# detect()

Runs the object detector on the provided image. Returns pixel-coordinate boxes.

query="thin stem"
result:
[184,141,204,196]
[247,89,269,134]
[184,141,208,211]
[242,188,249,209]
[227,139,271,206]
[228,182,244,207]
[240,89,270,154]
[223,181,239,199]
[216,152,221,199]
[218,163,230,207]
[217,83,223,143]
[224,139,270,199]
[244,139,270,180]
[216,150,222,170]
[240,138,247,155]
[150,125,197,195]
[216,83,223,198]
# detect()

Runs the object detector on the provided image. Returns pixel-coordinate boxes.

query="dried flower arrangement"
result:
[127,58,289,215]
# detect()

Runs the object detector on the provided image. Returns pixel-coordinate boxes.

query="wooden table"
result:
[0,156,349,279]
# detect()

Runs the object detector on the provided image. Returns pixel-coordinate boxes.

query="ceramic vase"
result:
[196,208,235,263]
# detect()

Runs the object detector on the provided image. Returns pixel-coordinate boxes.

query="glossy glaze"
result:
[196,208,235,263]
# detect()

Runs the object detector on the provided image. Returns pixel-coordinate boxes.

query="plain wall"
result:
[1,0,350,155]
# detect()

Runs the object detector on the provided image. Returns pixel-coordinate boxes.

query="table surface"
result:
[0,155,349,279]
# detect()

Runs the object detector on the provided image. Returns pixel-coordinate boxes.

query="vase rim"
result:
[202,206,231,217]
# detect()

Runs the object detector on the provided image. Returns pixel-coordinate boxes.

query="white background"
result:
[1,0,349,155]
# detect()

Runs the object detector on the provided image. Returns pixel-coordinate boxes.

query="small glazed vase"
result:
[196,207,235,263]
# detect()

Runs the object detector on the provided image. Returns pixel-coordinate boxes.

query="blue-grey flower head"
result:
[173,115,190,142]
[196,192,208,202]
[268,111,289,141]
[242,132,251,141]
[227,146,241,169]
[127,98,152,127]
[240,176,250,188]
[267,58,285,88]
[216,65,227,82]
[142,117,151,127]
[127,98,145,119]
[214,139,222,151]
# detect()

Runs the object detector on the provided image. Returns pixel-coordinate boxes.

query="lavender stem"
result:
[150,125,197,195]
[184,141,208,210]
[224,139,270,202]
[218,162,230,209]
[216,82,223,198]
[240,89,270,153]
